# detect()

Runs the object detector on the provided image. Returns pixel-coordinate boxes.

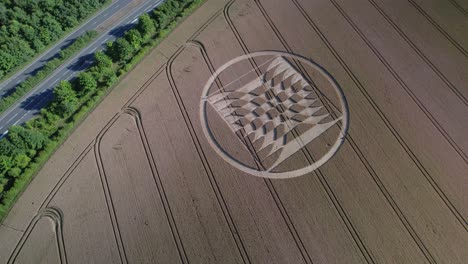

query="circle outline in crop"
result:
[200,51,349,179]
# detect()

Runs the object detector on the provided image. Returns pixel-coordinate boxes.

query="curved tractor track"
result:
[3,0,467,263]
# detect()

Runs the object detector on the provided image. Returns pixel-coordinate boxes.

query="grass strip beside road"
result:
[0,31,98,114]
[0,0,205,222]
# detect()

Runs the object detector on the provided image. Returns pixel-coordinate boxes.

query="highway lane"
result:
[0,0,134,96]
[0,0,164,136]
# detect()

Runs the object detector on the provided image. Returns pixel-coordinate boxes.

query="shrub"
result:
[77,71,98,96]
[52,80,79,116]
[8,168,21,178]
[0,156,13,174]
[14,154,31,169]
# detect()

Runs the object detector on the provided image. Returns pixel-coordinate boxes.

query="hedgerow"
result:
[0,0,204,221]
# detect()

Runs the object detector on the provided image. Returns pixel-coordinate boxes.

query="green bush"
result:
[8,168,21,178]
[14,154,31,169]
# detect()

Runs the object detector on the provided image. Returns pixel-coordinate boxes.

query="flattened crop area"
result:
[1,0,467,263]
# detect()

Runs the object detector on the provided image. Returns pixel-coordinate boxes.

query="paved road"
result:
[0,0,131,95]
[0,0,164,136]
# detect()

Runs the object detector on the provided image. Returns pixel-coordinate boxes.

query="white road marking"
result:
[131,18,138,23]
[16,112,29,123]
[91,47,98,53]
[32,95,50,108]
[1,79,13,88]
[23,98,37,109]
[6,113,19,123]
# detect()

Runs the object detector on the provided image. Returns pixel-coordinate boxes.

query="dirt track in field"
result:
[1,0,467,263]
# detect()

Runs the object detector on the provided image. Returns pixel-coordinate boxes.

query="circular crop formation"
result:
[200,51,349,179]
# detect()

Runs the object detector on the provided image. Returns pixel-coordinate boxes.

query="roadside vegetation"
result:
[0,0,204,221]
[0,0,109,81]
[0,30,98,114]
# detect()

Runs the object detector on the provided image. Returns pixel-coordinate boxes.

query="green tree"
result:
[8,20,21,36]
[53,80,78,116]
[136,13,155,40]
[167,0,181,13]
[7,167,21,178]
[0,3,7,25]
[31,38,45,51]
[39,27,52,45]
[4,37,34,62]
[41,14,63,41]
[125,29,143,50]
[100,67,117,86]
[27,149,36,158]
[94,51,113,69]
[54,80,74,97]
[152,9,169,30]
[0,139,15,156]
[77,71,97,95]
[6,126,27,155]
[105,41,118,62]
[39,0,58,12]
[13,154,30,169]
[0,156,13,174]
[0,50,16,73]
[11,6,30,24]
[28,11,42,29]
[20,24,36,43]
[14,126,47,150]
[0,179,6,194]
[114,38,134,62]
[29,108,60,136]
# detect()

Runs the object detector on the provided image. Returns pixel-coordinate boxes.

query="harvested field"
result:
[1,0,467,263]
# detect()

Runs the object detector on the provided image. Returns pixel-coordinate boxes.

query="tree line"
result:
[0,30,98,114]
[0,0,108,80]
[0,0,203,219]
